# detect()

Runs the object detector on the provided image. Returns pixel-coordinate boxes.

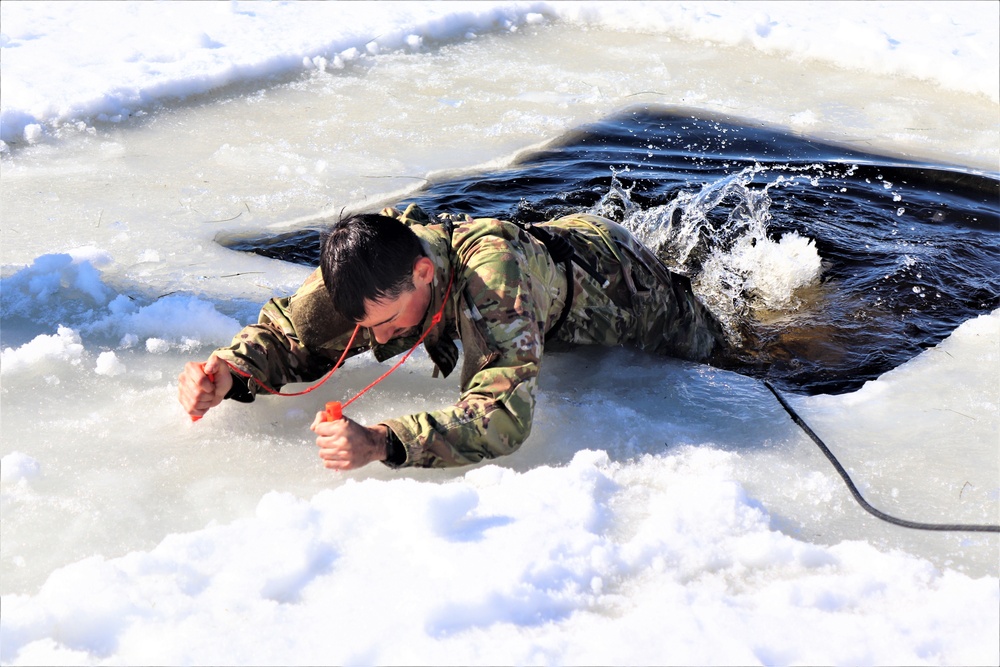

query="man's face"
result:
[358,285,430,344]
[356,257,436,345]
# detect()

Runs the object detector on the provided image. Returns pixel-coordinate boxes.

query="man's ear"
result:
[412,256,436,287]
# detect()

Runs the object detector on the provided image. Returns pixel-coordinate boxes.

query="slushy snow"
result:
[1,2,996,145]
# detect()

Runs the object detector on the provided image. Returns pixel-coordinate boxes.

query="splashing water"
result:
[609,165,825,345]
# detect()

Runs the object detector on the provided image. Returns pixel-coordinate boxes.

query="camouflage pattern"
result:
[214,204,724,468]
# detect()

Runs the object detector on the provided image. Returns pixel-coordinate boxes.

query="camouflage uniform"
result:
[214,204,724,468]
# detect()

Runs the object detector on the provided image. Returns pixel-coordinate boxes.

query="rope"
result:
[342,272,454,409]
[221,324,360,397]
[764,380,999,533]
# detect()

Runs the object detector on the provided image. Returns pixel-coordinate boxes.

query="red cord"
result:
[216,272,454,413]
[343,272,453,410]
[219,323,360,397]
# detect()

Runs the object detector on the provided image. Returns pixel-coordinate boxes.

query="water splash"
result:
[603,165,824,343]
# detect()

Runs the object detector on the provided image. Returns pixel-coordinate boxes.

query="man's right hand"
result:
[177,356,233,420]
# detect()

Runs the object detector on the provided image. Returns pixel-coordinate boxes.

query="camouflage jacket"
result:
[214,204,723,468]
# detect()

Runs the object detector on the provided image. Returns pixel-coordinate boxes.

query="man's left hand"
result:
[311,413,388,471]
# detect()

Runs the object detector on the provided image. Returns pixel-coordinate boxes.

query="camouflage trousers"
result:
[539,214,725,361]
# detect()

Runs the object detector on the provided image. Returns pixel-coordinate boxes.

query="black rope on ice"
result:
[763,380,1000,533]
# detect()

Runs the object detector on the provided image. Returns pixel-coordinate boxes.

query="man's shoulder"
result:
[454,218,524,249]
[379,203,511,249]
[383,203,636,265]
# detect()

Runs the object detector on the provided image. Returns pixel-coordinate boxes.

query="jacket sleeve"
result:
[213,269,367,399]
[381,241,545,467]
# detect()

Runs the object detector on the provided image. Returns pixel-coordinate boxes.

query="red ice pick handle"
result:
[323,401,343,422]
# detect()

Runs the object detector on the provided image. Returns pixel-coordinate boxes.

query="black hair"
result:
[320,213,426,322]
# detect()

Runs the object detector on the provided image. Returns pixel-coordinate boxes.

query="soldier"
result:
[177,204,725,470]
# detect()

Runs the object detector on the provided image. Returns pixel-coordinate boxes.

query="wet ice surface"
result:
[1,4,998,665]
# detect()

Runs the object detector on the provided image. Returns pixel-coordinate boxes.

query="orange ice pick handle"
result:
[190,362,216,422]
[323,401,343,421]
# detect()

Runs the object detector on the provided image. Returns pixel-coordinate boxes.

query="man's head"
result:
[321,214,436,344]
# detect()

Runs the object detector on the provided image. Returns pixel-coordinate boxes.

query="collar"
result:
[369,224,461,377]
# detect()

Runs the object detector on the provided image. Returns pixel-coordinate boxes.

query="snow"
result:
[93,351,125,377]
[2,2,996,146]
[1,2,997,665]
[0,453,41,484]
[3,448,997,665]
[0,326,85,376]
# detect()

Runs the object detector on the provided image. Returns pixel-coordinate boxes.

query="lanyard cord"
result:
[341,271,454,409]
[219,272,455,408]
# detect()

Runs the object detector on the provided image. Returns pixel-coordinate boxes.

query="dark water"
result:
[218,105,1000,395]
